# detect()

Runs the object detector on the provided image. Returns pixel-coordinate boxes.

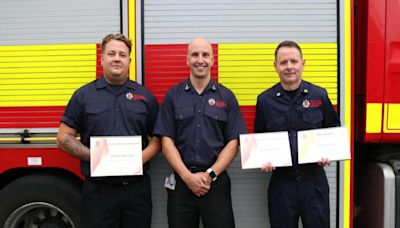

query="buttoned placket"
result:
[282,89,299,167]
[110,87,127,132]
[193,92,203,160]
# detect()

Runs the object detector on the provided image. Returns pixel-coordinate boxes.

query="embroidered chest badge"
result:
[126,92,134,100]
[126,92,147,102]
[208,98,216,106]
[302,99,310,108]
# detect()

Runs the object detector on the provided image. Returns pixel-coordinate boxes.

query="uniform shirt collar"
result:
[184,78,217,93]
[275,80,308,97]
[95,76,136,90]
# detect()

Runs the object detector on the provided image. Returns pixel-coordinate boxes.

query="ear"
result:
[101,55,104,66]
[186,55,190,67]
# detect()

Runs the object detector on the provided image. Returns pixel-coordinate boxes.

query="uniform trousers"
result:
[167,171,235,228]
[268,167,330,228]
[83,174,152,228]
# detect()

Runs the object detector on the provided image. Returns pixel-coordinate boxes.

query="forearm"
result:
[210,139,239,176]
[57,134,90,161]
[162,136,210,196]
[161,137,191,179]
[142,136,161,163]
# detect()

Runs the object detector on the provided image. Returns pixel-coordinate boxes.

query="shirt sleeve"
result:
[145,92,159,137]
[254,95,267,133]
[322,88,341,127]
[224,92,248,142]
[61,90,83,132]
[153,91,176,139]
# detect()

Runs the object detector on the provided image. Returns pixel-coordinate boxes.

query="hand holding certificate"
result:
[90,136,143,177]
[239,132,292,169]
[298,126,351,164]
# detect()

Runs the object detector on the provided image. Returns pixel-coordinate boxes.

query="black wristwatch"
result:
[206,168,218,182]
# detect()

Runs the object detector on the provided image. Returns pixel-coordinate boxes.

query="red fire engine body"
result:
[0,0,399,227]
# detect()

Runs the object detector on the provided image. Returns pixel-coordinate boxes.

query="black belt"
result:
[85,163,150,186]
[274,164,322,180]
[87,175,144,186]
[186,166,208,173]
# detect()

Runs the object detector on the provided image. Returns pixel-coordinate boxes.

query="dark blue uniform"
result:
[154,79,247,228]
[61,76,159,228]
[254,80,340,228]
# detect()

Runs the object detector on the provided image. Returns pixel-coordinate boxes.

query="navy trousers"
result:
[167,171,235,228]
[268,167,330,228]
[83,174,152,228]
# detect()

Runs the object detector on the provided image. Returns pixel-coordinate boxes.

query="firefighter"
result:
[56,33,160,228]
[153,37,247,228]
[254,40,341,228]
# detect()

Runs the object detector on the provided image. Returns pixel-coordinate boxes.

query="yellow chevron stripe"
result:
[219,72,337,78]
[221,54,337,61]
[0,56,95,62]
[219,65,337,72]
[1,84,86,90]
[366,103,382,133]
[0,44,96,107]
[384,103,400,133]
[128,0,137,81]
[0,44,95,51]
[219,43,338,106]
[3,95,76,101]
[0,72,96,79]
[1,78,92,85]
[342,1,352,227]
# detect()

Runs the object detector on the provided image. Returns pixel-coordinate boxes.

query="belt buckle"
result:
[122,181,129,186]
[189,166,198,173]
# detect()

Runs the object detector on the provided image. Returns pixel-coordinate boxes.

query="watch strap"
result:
[206,168,218,182]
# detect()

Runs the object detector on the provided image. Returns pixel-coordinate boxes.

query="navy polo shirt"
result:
[61,76,159,176]
[254,80,340,166]
[154,79,247,167]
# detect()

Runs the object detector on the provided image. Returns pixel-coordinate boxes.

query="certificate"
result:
[90,136,142,177]
[298,127,351,164]
[239,132,292,169]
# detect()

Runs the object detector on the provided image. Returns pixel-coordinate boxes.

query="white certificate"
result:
[298,127,351,164]
[90,136,142,177]
[239,132,292,169]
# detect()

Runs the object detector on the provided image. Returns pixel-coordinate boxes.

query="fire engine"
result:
[0,0,397,227]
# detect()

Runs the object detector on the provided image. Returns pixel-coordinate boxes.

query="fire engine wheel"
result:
[0,174,88,228]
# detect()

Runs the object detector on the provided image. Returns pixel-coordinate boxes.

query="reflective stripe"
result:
[366,103,383,133]
[0,44,96,107]
[384,103,400,133]
[218,43,338,106]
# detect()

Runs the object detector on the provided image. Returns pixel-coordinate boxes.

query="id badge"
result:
[164,172,176,190]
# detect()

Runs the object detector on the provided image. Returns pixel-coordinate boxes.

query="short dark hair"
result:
[101,33,132,53]
[274,40,302,59]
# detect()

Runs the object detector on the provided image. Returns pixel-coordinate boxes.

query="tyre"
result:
[0,174,88,228]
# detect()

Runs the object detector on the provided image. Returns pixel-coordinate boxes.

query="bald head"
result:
[187,37,213,57]
[186,37,214,79]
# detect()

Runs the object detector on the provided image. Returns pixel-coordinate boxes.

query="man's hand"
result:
[261,162,276,172]
[182,172,211,197]
[318,158,331,167]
